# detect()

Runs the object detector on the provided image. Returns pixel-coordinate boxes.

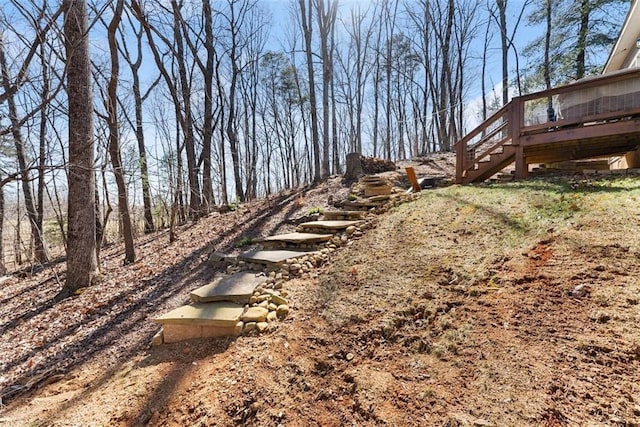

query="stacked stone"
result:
[241,279,290,334]
[361,175,393,198]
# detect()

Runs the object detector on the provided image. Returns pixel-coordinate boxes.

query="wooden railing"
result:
[456,67,640,183]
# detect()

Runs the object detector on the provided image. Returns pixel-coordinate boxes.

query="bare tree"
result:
[118,6,158,233]
[106,0,135,264]
[63,0,98,296]
[313,0,337,177]
[298,0,321,182]
[0,32,48,263]
[131,0,202,220]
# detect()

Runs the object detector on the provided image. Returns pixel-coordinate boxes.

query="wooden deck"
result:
[456,68,640,184]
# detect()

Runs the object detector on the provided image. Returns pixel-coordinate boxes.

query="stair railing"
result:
[455,102,512,184]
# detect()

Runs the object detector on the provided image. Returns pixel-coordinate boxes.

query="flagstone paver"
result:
[190,272,267,303]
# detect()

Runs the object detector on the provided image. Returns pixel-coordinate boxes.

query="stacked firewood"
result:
[360,156,397,174]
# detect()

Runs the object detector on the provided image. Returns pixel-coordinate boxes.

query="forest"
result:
[0,0,629,282]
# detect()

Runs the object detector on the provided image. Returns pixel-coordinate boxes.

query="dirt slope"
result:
[1,167,640,426]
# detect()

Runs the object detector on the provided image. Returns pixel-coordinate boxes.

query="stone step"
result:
[298,220,363,234]
[364,185,392,197]
[155,302,245,343]
[322,210,367,220]
[361,175,387,183]
[255,232,332,249]
[190,271,267,304]
[367,194,391,202]
[238,249,318,269]
[342,200,384,210]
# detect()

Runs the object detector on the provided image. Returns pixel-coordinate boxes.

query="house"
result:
[604,0,640,168]
[604,0,640,72]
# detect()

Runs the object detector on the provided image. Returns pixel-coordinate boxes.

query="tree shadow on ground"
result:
[0,186,314,406]
[46,337,234,426]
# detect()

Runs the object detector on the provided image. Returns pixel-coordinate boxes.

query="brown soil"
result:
[1,155,639,426]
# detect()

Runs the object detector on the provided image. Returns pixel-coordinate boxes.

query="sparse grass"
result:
[306,207,323,215]
[235,235,253,247]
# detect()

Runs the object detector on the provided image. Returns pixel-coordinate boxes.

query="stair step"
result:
[298,220,363,233]
[155,302,244,328]
[190,272,267,304]
[364,185,392,197]
[155,302,244,326]
[323,210,367,220]
[159,322,243,343]
[361,175,388,183]
[367,194,391,202]
[256,232,332,245]
[342,200,384,210]
[238,249,318,268]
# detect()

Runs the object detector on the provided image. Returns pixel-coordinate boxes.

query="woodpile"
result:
[360,156,397,174]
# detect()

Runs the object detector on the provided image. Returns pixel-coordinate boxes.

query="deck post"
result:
[455,140,464,184]
[511,97,528,179]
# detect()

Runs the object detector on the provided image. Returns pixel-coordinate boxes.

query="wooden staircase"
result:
[456,68,640,184]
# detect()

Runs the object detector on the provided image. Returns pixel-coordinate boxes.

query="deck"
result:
[456,68,640,184]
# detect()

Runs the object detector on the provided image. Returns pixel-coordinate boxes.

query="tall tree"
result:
[118,6,157,233]
[298,0,321,182]
[132,0,203,220]
[106,0,135,264]
[0,31,48,263]
[313,0,337,177]
[489,0,530,103]
[523,0,626,88]
[63,0,98,296]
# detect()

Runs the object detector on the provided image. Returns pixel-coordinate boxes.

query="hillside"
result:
[1,165,640,426]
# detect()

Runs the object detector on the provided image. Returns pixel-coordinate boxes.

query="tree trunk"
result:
[124,22,156,234]
[544,0,554,119]
[37,42,48,261]
[299,0,321,182]
[0,184,6,275]
[225,1,245,202]
[315,0,336,177]
[171,0,202,218]
[575,0,589,79]
[0,31,48,264]
[107,0,135,264]
[497,0,509,106]
[344,152,364,182]
[201,0,215,211]
[63,0,98,296]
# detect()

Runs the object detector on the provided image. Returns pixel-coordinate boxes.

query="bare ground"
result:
[1,155,640,426]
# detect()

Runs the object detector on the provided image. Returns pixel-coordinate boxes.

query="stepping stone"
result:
[255,232,332,245]
[298,220,363,233]
[238,249,317,268]
[368,194,391,202]
[361,175,387,183]
[190,272,267,303]
[161,323,243,343]
[322,210,367,220]
[155,302,244,327]
[155,302,245,343]
[364,185,392,197]
[342,200,384,209]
